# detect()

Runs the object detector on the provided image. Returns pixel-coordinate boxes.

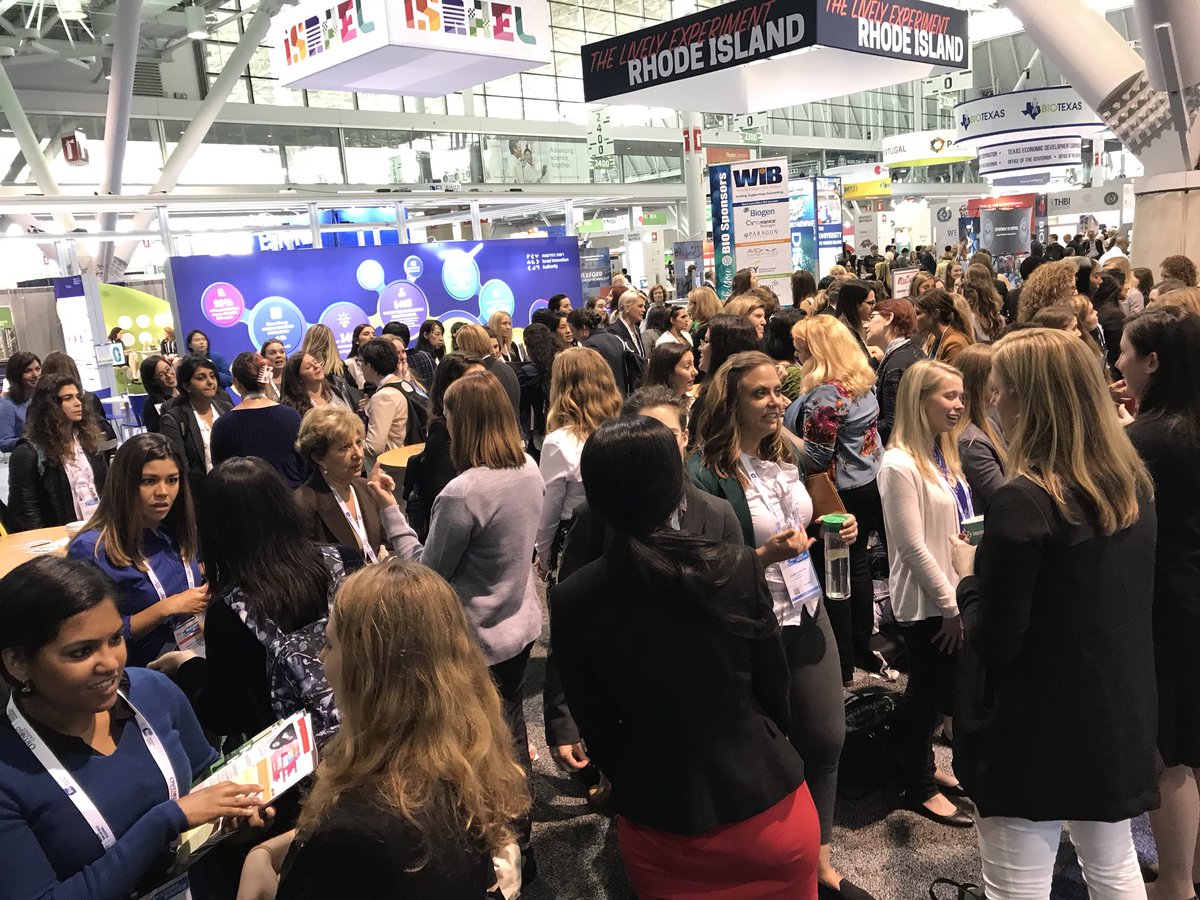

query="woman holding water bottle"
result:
[68,434,207,670]
[878,359,974,829]
[785,315,884,685]
[691,351,873,900]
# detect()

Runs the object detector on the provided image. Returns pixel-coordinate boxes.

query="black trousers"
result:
[898,617,957,802]
[490,641,535,846]
[823,479,884,683]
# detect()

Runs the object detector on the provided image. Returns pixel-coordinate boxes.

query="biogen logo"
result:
[403,0,537,44]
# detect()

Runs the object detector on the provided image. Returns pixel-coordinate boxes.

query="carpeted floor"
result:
[518,603,1158,900]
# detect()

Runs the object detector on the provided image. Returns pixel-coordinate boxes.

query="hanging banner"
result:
[815,0,968,68]
[882,130,974,168]
[954,87,1104,147]
[709,164,736,299]
[481,137,591,184]
[582,0,817,103]
[273,0,552,95]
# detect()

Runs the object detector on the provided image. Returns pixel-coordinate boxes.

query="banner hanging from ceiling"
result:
[583,0,818,103]
[273,0,552,94]
[815,0,968,68]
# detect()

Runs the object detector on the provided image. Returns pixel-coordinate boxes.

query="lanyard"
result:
[6,690,180,851]
[743,456,801,532]
[933,444,975,528]
[145,552,197,604]
[332,486,378,564]
[743,457,821,614]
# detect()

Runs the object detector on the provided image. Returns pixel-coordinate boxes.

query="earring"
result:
[18,680,32,694]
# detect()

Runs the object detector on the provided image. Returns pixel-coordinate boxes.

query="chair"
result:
[118,394,148,443]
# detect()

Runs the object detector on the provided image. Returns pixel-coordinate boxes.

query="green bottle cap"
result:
[821,513,851,532]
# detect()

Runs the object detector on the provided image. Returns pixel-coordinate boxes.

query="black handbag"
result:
[929,878,985,899]
[837,685,905,799]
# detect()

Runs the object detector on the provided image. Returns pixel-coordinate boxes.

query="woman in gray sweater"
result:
[367,370,544,857]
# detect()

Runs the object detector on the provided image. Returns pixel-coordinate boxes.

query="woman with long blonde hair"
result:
[241,559,530,897]
[358,372,542,861]
[785,315,883,685]
[960,269,1005,343]
[687,285,722,333]
[726,293,768,340]
[300,324,357,407]
[536,348,622,581]
[952,344,1006,513]
[950,328,1157,896]
[879,359,975,827]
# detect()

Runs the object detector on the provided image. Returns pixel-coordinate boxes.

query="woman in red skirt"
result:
[550,414,819,899]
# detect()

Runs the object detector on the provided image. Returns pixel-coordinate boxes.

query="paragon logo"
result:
[1022,98,1084,120]
[732,165,783,188]
[960,108,1005,132]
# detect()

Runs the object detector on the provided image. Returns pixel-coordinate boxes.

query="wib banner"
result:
[710,156,792,302]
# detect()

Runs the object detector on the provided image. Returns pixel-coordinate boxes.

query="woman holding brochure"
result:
[68,434,207,670]
[0,556,265,900]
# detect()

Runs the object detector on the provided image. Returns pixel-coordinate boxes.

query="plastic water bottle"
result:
[822,513,851,601]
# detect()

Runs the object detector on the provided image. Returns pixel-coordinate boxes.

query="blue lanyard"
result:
[933,444,975,527]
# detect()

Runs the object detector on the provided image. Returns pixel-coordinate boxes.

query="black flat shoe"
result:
[910,800,974,828]
[819,877,878,900]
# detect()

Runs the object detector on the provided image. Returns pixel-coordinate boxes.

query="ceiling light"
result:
[185,5,207,40]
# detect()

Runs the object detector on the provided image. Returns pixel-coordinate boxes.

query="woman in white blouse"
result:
[535,348,622,583]
[655,305,694,348]
[878,359,975,829]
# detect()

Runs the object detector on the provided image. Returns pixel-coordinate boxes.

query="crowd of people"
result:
[0,241,1197,900]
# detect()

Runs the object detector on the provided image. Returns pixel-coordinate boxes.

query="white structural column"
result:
[682,110,705,243]
[0,63,78,234]
[110,1,280,276]
[999,0,1200,267]
[96,0,145,278]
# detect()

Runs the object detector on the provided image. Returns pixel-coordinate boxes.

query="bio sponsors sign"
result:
[817,0,967,68]
[954,87,1104,146]
[709,157,792,301]
[882,129,974,168]
[977,137,1082,176]
[582,0,817,102]
[169,239,581,365]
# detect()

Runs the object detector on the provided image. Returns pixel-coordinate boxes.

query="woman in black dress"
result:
[1116,305,1200,900]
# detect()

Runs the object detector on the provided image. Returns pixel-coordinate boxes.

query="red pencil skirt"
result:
[616,784,820,900]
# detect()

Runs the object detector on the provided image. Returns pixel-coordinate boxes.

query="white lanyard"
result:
[145,552,197,604]
[6,690,180,852]
[333,486,378,564]
[743,458,822,614]
[146,554,204,654]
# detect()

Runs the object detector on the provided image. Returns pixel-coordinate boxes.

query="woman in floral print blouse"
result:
[784,314,884,684]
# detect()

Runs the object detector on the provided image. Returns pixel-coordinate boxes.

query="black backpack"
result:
[375,381,430,444]
[837,685,905,799]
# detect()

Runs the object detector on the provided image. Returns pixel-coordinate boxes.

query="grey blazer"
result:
[958,422,1006,515]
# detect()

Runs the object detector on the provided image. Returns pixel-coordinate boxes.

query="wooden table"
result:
[377,443,425,476]
[0,526,70,577]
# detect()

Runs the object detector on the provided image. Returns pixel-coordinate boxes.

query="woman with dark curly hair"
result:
[9,373,108,531]
[0,350,40,452]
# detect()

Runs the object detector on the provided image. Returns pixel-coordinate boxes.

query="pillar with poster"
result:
[709,157,792,303]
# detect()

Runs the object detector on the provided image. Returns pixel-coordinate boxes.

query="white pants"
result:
[976,816,1147,900]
